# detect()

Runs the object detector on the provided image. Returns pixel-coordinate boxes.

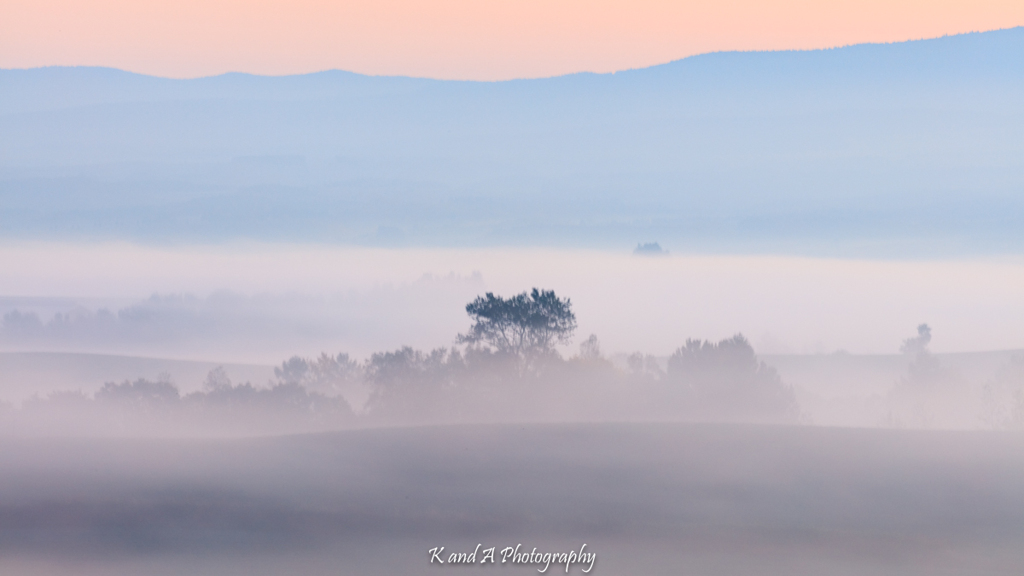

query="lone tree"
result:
[458,288,577,360]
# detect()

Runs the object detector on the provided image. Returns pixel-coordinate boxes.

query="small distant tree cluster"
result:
[898,323,945,388]
[578,334,601,360]
[664,335,799,422]
[887,323,973,429]
[272,353,361,395]
[900,323,932,357]
[364,347,466,422]
[18,369,353,436]
[981,355,1024,429]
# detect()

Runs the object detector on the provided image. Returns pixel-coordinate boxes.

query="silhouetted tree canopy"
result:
[897,323,945,389]
[578,334,601,359]
[666,335,798,422]
[900,324,932,357]
[365,346,464,421]
[95,378,180,411]
[273,353,359,395]
[457,288,577,360]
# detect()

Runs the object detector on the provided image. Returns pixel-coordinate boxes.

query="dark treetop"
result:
[457,288,577,359]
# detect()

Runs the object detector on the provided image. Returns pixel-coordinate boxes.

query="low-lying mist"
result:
[4,244,1024,359]
[5,316,1024,437]
[3,246,1024,436]
[3,254,1023,575]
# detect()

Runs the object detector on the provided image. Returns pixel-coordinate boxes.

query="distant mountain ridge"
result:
[2,27,1022,111]
[1,28,1022,254]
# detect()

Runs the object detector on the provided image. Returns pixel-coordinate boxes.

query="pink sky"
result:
[1,0,1021,80]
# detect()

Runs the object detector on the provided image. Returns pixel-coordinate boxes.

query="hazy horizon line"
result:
[4,26,1018,83]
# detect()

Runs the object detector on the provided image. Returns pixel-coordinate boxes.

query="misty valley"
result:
[3,288,1024,574]
[2,25,1024,576]
[4,289,1023,435]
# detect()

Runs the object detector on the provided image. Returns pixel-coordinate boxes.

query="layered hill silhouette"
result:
[1,28,1021,253]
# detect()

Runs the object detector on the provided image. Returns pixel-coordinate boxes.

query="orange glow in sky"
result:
[1,0,1021,79]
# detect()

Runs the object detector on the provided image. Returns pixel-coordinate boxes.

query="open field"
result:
[1,422,1023,575]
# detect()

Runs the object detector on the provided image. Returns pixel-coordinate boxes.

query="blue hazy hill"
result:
[1,28,1021,254]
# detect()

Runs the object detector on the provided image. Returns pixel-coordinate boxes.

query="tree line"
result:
[6,289,800,435]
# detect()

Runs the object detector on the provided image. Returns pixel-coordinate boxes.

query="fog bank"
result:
[3,244,1024,359]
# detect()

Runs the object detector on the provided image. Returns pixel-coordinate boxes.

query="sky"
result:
[2,2,1023,357]
[1,0,1022,80]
